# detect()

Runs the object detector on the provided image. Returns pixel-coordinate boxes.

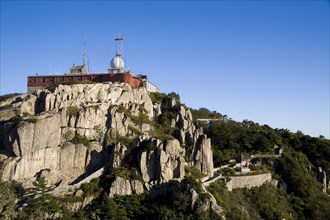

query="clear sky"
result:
[1,1,329,138]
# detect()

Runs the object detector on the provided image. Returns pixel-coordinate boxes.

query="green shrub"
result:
[80,178,100,196]
[128,125,144,136]
[158,105,180,126]
[71,134,90,147]
[117,135,133,147]
[152,98,181,141]
[116,136,140,155]
[149,92,166,104]
[0,181,19,219]
[89,105,100,110]
[65,130,75,141]
[249,164,270,173]
[183,176,203,194]
[67,106,80,117]
[131,112,151,125]
[198,192,211,201]
[207,181,250,219]
[112,167,131,180]
[220,167,235,176]
[113,194,146,219]
[22,194,61,219]
[149,92,180,105]
[190,107,223,122]
[117,104,151,126]
[117,105,131,117]
[167,92,181,104]
[153,125,174,141]
[185,166,205,179]
[60,194,84,203]
[20,178,62,219]
[138,105,147,113]
[112,167,141,181]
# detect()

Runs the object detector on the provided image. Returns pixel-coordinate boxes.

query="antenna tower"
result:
[115,35,124,57]
[83,32,87,65]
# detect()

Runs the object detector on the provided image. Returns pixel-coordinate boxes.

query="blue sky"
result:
[1,1,329,138]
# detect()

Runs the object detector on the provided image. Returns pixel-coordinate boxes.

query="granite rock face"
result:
[0,83,214,196]
[136,139,186,185]
[109,176,144,198]
[192,135,214,178]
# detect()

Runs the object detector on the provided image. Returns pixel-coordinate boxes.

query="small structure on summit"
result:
[27,36,159,93]
[70,64,88,74]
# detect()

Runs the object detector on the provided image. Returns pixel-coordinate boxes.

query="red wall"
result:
[27,73,143,88]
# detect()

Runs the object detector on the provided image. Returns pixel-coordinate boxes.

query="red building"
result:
[27,37,159,93]
[27,72,145,93]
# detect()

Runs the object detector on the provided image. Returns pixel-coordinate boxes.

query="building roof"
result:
[71,64,86,70]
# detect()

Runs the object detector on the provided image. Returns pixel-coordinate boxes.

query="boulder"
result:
[193,135,214,177]
[109,176,144,198]
[131,180,144,194]
[109,176,132,198]
[164,139,184,155]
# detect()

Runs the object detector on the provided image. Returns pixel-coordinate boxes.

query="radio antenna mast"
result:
[115,35,124,57]
[83,32,87,65]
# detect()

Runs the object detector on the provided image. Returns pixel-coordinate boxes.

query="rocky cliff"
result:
[0,82,214,198]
